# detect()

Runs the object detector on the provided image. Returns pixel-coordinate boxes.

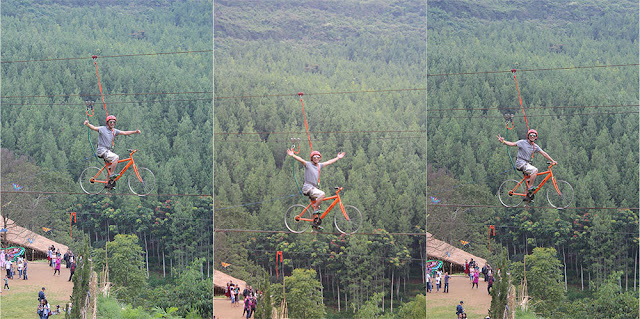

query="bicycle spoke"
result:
[128,167,156,196]
[498,179,525,208]
[79,167,107,195]
[334,205,363,234]
[285,204,311,233]
[547,180,574,209]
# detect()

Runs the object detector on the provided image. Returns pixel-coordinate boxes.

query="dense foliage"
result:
[214,0,426,315]
[428,0,638,317]
[1,0,212,315]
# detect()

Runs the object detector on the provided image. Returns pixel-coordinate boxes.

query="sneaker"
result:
[105,180,116,190]
[312,224,324,231]
[109,174,119,180]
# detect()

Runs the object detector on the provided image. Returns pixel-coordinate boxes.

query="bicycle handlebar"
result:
[128,149,137,154]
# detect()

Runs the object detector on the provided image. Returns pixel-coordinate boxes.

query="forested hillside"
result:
[214,0,426,317]
[1,0,213,316]
[427,0,638,317]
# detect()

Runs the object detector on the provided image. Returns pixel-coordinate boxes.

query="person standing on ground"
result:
[456,301,464,318]
[3,275,9,290]
[23,260,28,280]
[38,287,46,302]
[444,272,450,293]
[17,259,23,279]
[435,272,441,292]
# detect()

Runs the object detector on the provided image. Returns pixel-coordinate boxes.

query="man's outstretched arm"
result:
[322,152,345,166]
[287,148,306,164]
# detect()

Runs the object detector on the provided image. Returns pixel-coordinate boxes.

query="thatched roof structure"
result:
[0,216,68,254]
[427,232,487,268]
[214,269,247,290]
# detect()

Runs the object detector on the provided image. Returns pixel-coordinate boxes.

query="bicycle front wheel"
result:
[285,204,311,233]
[334,205,363,235]
[128,167,156,196]
[498,179,525,208]
[547,180,574,209]
[79,167,107,195]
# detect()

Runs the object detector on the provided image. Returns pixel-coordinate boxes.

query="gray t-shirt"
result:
[515,139,542,167]
[302,161,324,192]
[96,126,121,155]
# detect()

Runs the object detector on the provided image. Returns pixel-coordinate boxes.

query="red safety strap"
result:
[489,225,495,237]
[276,251,283,279]
[93,55,116,149]
[298,92,321,185]
[299,92,313,151]
[70,212,77,238]
[511,69,529,131]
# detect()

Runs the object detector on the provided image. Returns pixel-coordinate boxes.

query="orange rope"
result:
[511,69,529,131]
[299,92,313,151]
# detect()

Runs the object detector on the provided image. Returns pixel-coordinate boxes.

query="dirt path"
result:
[214,296,250,319]
[0,260,75,318]
[427,275,492,318]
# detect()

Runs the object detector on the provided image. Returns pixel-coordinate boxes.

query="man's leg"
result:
[526,166,538,191]
[108,157,119,177]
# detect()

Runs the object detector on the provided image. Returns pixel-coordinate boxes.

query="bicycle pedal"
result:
[312,225,324,231]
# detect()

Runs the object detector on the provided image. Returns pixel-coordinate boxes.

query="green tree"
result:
[107,234,148,305]
[394,294,426,319]
[284,268,326,319]
[526,247,566,317]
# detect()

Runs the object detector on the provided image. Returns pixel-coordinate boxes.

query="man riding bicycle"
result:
[497,129,556,201]
[287,148,345,227]
[84,115,140,188]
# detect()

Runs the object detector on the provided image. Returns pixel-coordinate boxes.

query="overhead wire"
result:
[2,98,213,107]
[0,49,213,64]
[426,63,639,77]
[1,91,213,99]
[0,190,211,197]
[427,203,639,211]
[214,228,426,237]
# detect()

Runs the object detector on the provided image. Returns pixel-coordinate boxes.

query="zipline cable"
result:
[0,49,213,64]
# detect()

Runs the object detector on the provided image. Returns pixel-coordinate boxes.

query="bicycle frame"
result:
[294,187,351,222]
[89,149,143,185]
[509,163,562,197]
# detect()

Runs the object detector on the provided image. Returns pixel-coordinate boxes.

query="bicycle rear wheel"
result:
[128,167,156,196]
[285,204,311,233]
[334,205,363,235]
[498,179,525,208]
[547,180,574,209]
[79,167,107,195]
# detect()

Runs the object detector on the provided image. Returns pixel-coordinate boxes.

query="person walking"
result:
[472,269,480,289]
[3,275,9,290]
[68,262,76,282]
[487,274,494,294]
[53,257,61,276]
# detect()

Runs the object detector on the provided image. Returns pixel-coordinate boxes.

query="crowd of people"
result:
[464,259,496,294]
[0,250,29,290]
[225,281,262,319]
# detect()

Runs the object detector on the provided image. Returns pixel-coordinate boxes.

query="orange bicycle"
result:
[79,149,156,196]
[498,162,574,209]
[285,187,362,234]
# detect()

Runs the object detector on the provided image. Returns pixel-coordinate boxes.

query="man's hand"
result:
[496,134,504,143]
[83,120,89,126]
[337,152,345,159]
[286,148,294,156]
[135,129,141,134]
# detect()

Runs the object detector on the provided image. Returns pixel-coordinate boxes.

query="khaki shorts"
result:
[303,187,325,200]
[98,150,119,163]
[517,163,538,175]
